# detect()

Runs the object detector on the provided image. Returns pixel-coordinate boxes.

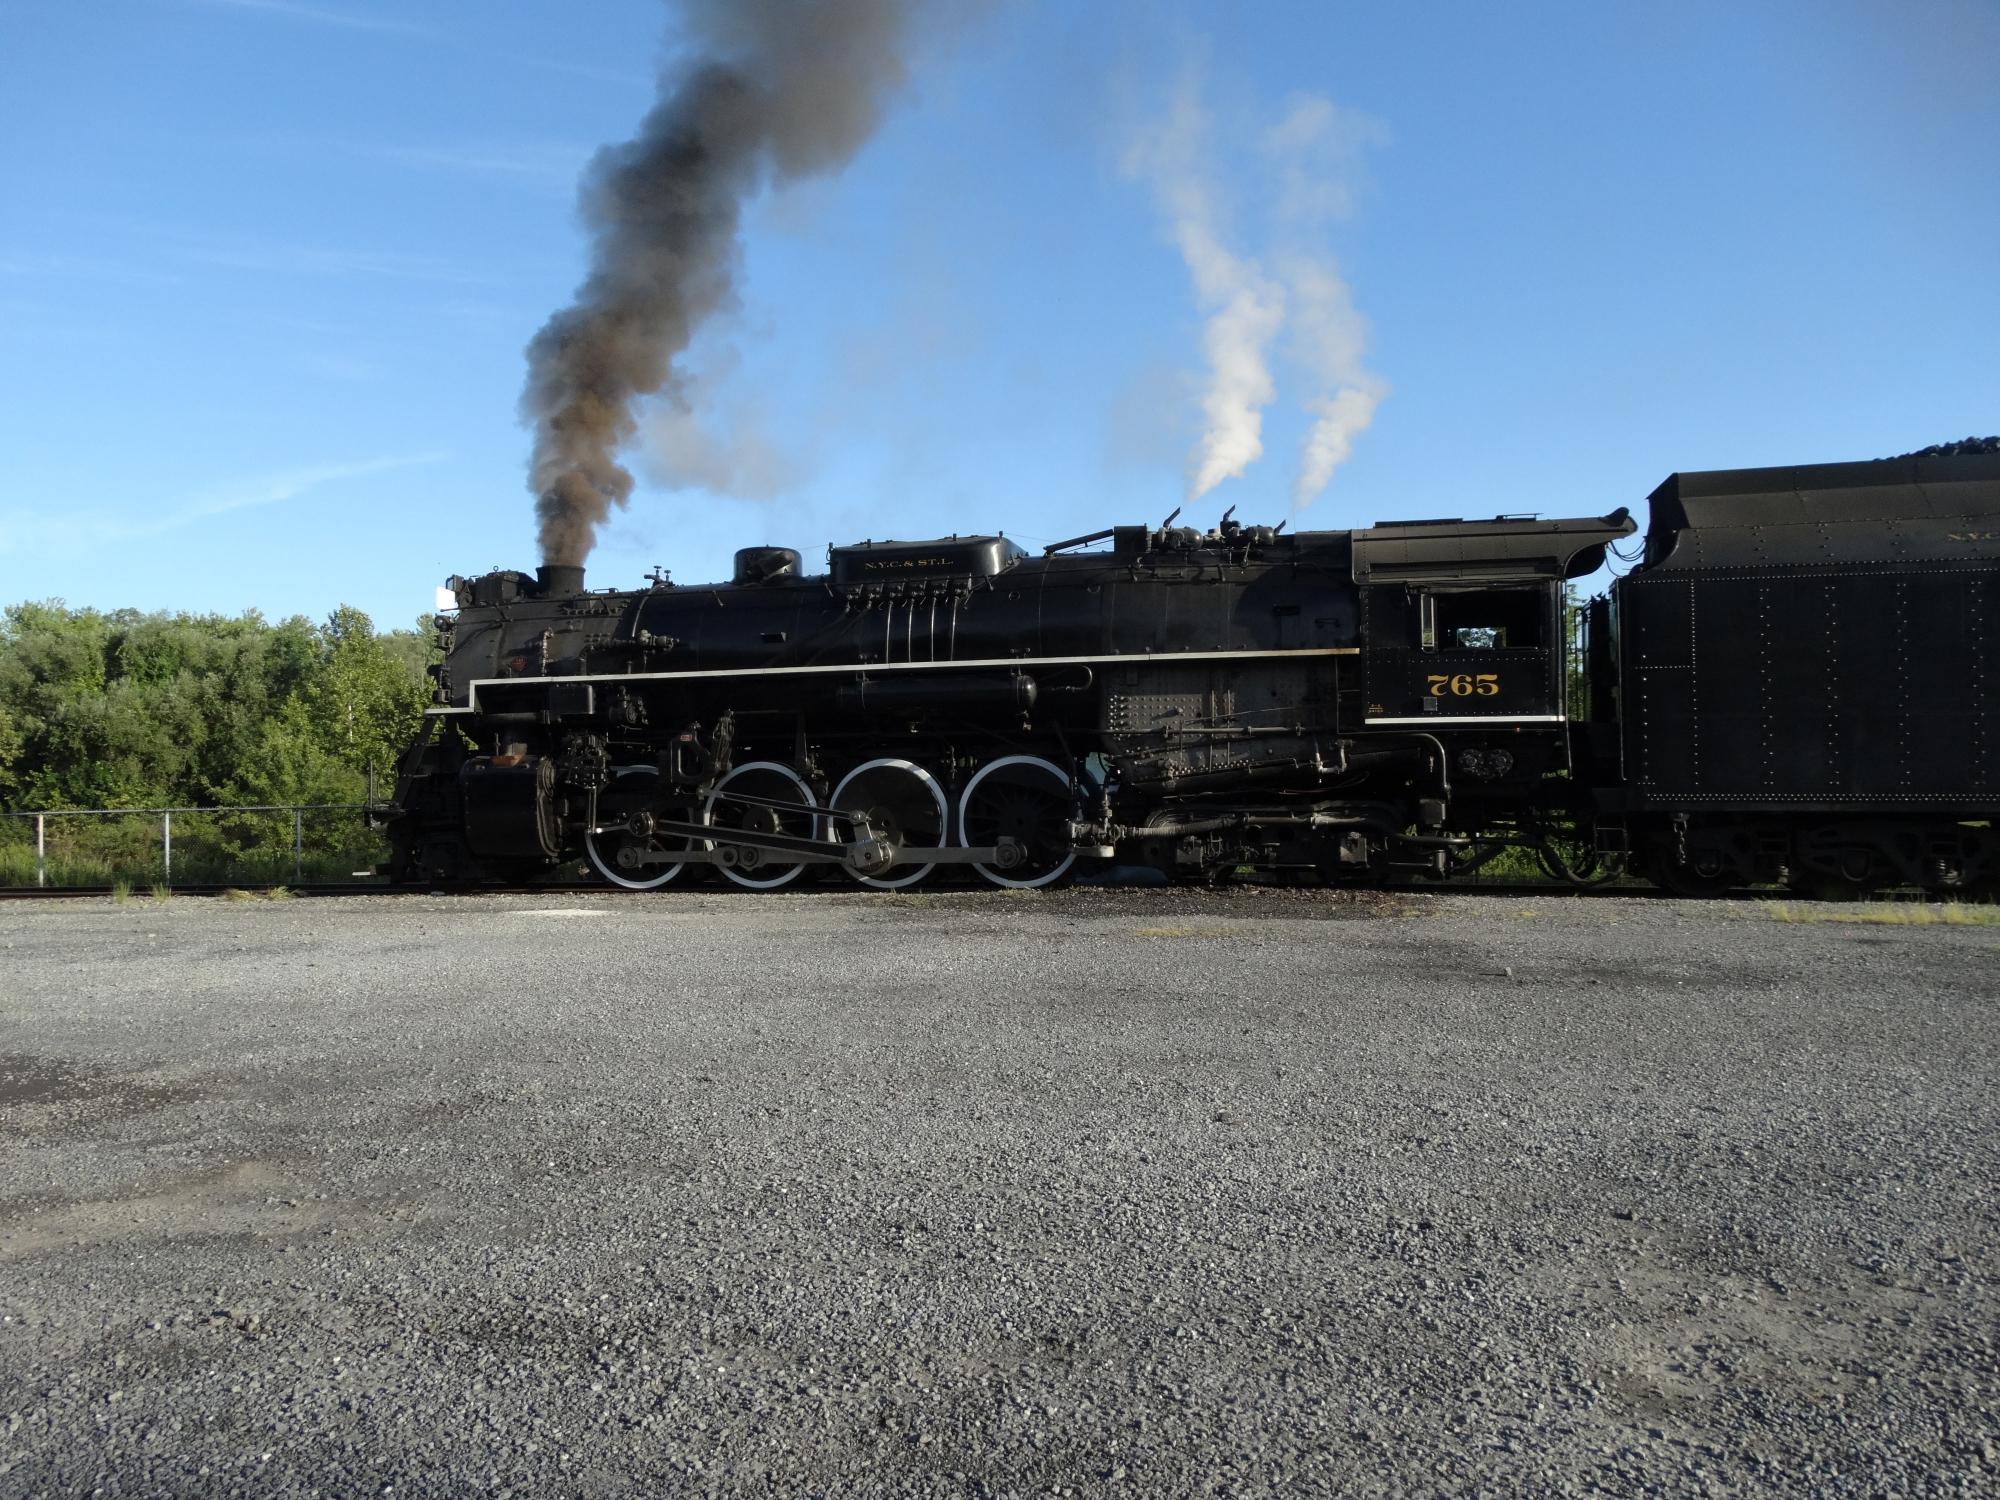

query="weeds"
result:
[1763,901,2000,927]
[110,879,132,905]
[0,811,390,890]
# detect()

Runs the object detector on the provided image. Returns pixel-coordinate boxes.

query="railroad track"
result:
[0,882,415,900]
[0,879,1756,902]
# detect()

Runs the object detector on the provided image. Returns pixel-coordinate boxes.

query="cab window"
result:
[1423,588,1545,651]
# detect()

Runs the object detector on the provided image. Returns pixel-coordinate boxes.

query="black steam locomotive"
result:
[384,444,2000,897]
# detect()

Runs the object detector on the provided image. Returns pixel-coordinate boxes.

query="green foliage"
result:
[0,599,434,884]
[1563,584,1592,721]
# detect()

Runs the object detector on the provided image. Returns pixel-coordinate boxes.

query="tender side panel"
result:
[1620,563,1997,807]
[1623,577,1694,794]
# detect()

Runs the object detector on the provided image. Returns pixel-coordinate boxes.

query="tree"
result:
[303,606,432,795]
[0,599,432,813]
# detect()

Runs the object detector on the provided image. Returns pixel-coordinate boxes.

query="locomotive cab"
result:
[1349,511,1633,792]
[1364,579,1564,725]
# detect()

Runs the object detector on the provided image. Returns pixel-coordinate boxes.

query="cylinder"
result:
[458,755,561,859]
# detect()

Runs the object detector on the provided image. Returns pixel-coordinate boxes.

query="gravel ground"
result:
[0,888,1994,1497]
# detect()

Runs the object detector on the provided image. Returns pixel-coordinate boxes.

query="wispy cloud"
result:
[167,232,505,286]
[348,141,591,187]
[0,253,183,287]
[187,453,448,522]
[293,351,384,382]
[496,53,653,90]
[0,452,448,555]
[181,0,436,38]
[13,203,518,288]
[181,0,647,86]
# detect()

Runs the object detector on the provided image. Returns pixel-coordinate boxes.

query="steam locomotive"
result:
[383,444,2000,897]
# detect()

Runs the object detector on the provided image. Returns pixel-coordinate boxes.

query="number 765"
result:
[1427,673,1499,697]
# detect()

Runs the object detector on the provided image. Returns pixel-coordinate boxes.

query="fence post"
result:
[34,814,45,888]
[294,807,304,882]
[162,811,172,887]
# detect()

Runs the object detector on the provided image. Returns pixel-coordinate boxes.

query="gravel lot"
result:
[0,887,1994,1496]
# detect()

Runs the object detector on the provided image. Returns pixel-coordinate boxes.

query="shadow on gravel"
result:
[855,885,1419,921]
[0,1053,193,1114]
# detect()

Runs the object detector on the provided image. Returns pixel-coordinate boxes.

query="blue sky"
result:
[2,0,1995,629]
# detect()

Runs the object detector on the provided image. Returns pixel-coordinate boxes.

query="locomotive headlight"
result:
[1488,748,1516,777]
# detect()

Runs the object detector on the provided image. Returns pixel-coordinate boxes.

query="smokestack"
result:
[523,0,922,567]
[537,563,585,596]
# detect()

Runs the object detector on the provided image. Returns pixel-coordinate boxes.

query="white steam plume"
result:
[1125,72,1286,501]
[1125,78,1388,511]
[1283,253,1387,507]
[1265,93,1389,511]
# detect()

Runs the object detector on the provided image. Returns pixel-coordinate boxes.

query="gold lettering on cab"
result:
[1427,672,1500,697]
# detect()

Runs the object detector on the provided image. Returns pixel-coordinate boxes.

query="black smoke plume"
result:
[524,0,919,566]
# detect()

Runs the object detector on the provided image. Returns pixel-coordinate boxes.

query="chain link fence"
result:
[0,805,392,889]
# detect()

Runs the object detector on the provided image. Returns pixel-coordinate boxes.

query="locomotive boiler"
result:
[386,507,1631,890]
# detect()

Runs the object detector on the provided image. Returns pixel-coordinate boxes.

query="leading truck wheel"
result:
[830,759,948,890]
[584,766,700,890]
[703,762,820,891]
[957,755,1078,889]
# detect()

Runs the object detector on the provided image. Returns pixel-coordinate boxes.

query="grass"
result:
[110,878,132,905]
[0,845,387,890]
[1763,901,2000,927]
[0,811,391,890]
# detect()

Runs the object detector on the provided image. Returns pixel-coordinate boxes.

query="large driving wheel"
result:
[830,759,948,890]
[957,755,1078,889]
[703,762,821,891]
[584,766,701,890]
